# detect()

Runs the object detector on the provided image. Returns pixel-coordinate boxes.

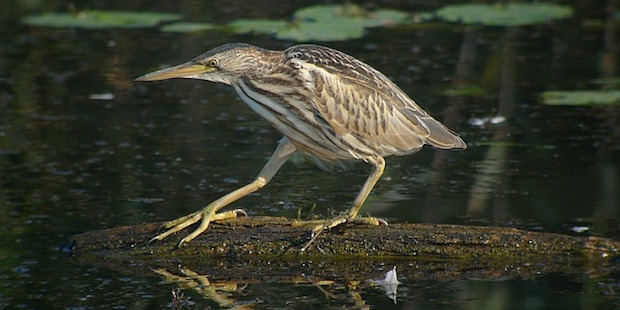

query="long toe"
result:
[210,208,247,221]
[162,210,202,229]
[149,207,248,246]
[301,215,387,252]
[351,216,388,226]
[149,212,204,244]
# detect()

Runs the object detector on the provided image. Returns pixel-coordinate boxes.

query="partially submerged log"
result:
[70,216,619,281]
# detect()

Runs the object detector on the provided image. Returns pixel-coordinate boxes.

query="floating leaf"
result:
[22,10,182,29]
[436,3,573,26]
[278,4,409,42]
[228,19,288,35]
[365,9,411,27]
[294,4,409,28]
[225,4,411,42]
[541,90,620,106]
[88,93,115,100]
[160,22,216,33]
[294,4,366,23]
[412,12,435,23]
[276,21,365,42]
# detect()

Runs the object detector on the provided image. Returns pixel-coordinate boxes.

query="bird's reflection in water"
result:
[154,266,400,309]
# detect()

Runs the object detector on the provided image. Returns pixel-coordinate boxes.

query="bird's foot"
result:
[149,208,247,247]
[296,215,388,252]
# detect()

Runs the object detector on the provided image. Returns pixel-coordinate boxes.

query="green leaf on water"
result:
[160,22,216,33]
[22,10,182,29]
[228,19,289,35]
[276,21,365,42]
[227,4,410,42]
[294,4,409,28]
[436,3,573,26]
[366,9,411,27]
[541,90,620,106]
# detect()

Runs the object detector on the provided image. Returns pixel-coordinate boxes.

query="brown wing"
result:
[285,45,466,156]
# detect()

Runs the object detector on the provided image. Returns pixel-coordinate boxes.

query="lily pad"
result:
[276,21,365,42]
[227,4,410,42]
[294,4,409,28]
[541,90,620,106]
[436,3,573,26]
[160,22,216,33]
[22,10,182,29]
[228,19,288,35]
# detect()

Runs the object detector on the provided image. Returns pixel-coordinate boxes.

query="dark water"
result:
[1,1,619,309]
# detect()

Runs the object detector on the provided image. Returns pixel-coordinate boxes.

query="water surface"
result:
[1,1,618,309]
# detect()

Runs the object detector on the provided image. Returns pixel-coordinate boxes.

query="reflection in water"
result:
[367,266,401,304]
[467,27,519,221]
[154,268,251,309]
[595,0,619,228]
[154,267,402,309]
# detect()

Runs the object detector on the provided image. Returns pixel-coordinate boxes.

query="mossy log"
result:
[70,216,619,281]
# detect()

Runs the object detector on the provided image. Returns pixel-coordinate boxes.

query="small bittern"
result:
[136,43,466,250]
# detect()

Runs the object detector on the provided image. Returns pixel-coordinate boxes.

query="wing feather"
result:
[285,45,465,156]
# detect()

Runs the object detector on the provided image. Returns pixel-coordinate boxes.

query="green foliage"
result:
[228,19,289,35]
[436,3,573,26]
[160,22,215,33]
[292,4,409,28]
[276,21,365,42]
[21,5,410,41]
[21,3,574,39]
[22,10,182,29]
[228,4,410,41]
[541,90,620,106]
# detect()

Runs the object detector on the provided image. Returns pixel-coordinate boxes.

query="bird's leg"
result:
[150,138,297,247]
[300,156,387,251]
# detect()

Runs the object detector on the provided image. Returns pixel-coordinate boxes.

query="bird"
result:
[135,43,466,251]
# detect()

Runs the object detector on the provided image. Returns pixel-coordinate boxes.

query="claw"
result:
[232,209,248,217]
[300,215,388,252]
[147,236,158,246]
[148,205,250,247]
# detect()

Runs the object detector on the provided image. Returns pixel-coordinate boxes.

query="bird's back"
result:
[283,45,466,158]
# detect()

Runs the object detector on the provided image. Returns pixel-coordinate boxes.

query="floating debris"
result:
[88,93,115,100]
[369,266,401,304]
[571,226,590,233]
[468,115,507,127]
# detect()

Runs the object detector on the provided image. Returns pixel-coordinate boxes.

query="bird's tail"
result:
[424,118,467,150]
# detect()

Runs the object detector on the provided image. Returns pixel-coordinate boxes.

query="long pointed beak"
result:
[135,62,213,82]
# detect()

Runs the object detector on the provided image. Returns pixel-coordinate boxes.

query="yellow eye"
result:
[207,58,219,67]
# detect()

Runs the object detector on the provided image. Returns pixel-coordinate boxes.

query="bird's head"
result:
[135,43,269,85]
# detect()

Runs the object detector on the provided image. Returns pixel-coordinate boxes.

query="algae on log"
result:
[70,216,619,281]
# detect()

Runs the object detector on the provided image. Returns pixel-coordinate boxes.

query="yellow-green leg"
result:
[299,156,387,251]
[150,138,297,247]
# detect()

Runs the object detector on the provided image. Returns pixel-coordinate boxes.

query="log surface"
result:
[70,217,619,281]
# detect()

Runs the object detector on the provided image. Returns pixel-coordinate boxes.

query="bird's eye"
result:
[207,58,219,68]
